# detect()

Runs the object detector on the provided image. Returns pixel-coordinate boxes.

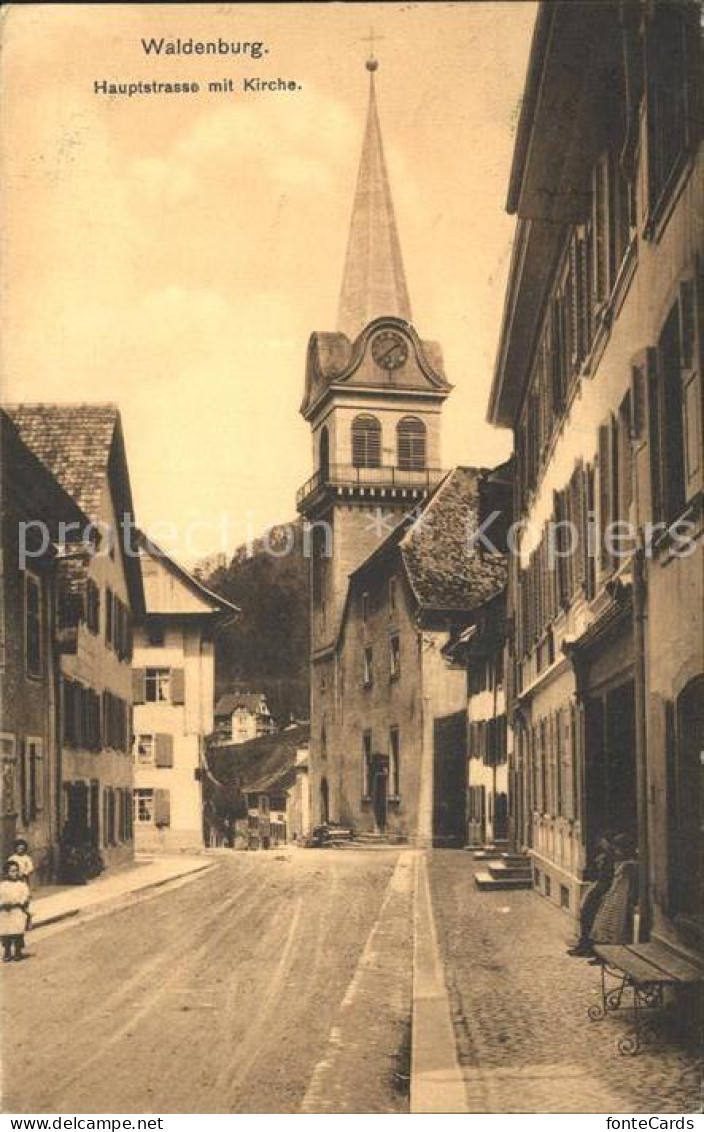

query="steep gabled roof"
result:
[5,403,144,614]
[6,403,121,517]
[350,466,508,614]
[1,409,89,535]
[137,532,240,620]
[215,692,269,717]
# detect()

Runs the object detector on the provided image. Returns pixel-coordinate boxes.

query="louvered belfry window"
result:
[397,417,426,470]
[351,414,382,468]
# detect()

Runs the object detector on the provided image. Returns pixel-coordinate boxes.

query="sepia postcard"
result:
[0,0,702,1121]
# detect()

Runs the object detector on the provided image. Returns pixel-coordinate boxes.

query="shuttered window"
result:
[154,733,174,769]
[680,277,702,498]
[351,415,381,468]
[154,789,171,827]
[132,668,146,705]
[389,727,400,796]
[25,573,42,677]
[170,668,186,705]
[597,422,614,577]
[397,417,426,470]
[657,304,687,522]
[645,2,696,222]
[105,587,113,646]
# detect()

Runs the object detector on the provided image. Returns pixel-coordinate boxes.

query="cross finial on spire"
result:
[360,27,383,72]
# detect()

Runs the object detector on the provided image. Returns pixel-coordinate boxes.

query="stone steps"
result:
[487,861,533,881]
[472,851,527,867]
[474,869,533,891]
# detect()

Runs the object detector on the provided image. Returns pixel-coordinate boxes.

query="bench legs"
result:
[588,963,664,1056]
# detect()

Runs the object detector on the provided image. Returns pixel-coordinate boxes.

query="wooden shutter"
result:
[592,155,609,305]
[561,708,574,821]
[154,789,171,827]
[170,669,185,705]
[132,668,146,705]
[597,422,613,576]
[397,418,426,471]
[679,274,702,499]
[550,715,559,815]
[155,733,174,769]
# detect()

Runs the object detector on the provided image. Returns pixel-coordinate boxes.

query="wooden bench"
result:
[588,941,704,1055]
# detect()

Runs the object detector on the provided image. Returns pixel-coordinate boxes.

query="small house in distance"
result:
[204,724,310,848]
[213,690,275,745]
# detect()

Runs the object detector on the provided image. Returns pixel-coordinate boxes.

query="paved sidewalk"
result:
[411,852,468,1113]
[428,851,701,1114]
[31,854,216,929]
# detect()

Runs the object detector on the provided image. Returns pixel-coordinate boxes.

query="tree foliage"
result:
[205,520,310,725]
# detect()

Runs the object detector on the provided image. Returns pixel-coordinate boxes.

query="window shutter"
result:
[132,668,146,705]
[592,155,609,305]
[572,463,586,595]
[629,348,656,443]
[155,733,174,769]
[351,415,382,469]
[170,668,185,705]
[154,789,171,827]
[548,714,556,817]
[397,418,426,471]
[597,422,613,576]
[570,236,583,365]
[584,463,597,599]
[561,708,573,821]
[679,274,702,499]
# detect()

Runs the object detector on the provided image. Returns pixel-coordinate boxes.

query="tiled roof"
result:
[215,692,269,717]
[4,403,119,518]
[354,466,508,613]
[401,467,507,610]
[207,724,309,795]
[5,402,145,615]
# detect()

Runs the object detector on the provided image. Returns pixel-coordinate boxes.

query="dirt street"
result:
[2,849,413,1114]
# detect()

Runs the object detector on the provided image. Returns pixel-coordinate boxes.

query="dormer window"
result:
[397,417,426,470]
[352,415,382,468]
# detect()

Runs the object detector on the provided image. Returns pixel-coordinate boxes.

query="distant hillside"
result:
[205,520,310,725]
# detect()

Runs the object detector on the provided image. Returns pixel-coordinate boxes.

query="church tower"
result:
[297,56,452,826]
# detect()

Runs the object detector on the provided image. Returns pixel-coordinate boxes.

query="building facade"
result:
[316,467,507,846]
[446,591,509,848]
[489,1,703,947]
[6,404,145,874]
[213,691,274,745]
[132,538,238,851]
[0,411,88,876]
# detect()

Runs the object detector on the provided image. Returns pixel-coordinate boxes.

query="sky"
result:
[1,1,537,564]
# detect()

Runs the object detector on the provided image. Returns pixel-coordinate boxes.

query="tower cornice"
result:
[300,317,452,421]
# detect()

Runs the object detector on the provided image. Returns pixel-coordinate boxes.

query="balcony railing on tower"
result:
[296,463,444,511]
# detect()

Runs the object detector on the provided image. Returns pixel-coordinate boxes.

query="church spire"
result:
[337,56,412,340]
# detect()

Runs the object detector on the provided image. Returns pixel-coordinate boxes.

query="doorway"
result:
[670,677,704,919]
[585,680,637,858]
[433,712,467,847]
[319,777,329,825]
[494,792,509,840]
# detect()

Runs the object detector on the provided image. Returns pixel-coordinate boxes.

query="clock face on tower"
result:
[371,330,409,371]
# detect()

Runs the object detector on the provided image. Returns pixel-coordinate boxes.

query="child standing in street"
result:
[8,839,34,887]
[0,858,31,962]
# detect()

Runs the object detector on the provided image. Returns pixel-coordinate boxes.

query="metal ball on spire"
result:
[361,28,383,73]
